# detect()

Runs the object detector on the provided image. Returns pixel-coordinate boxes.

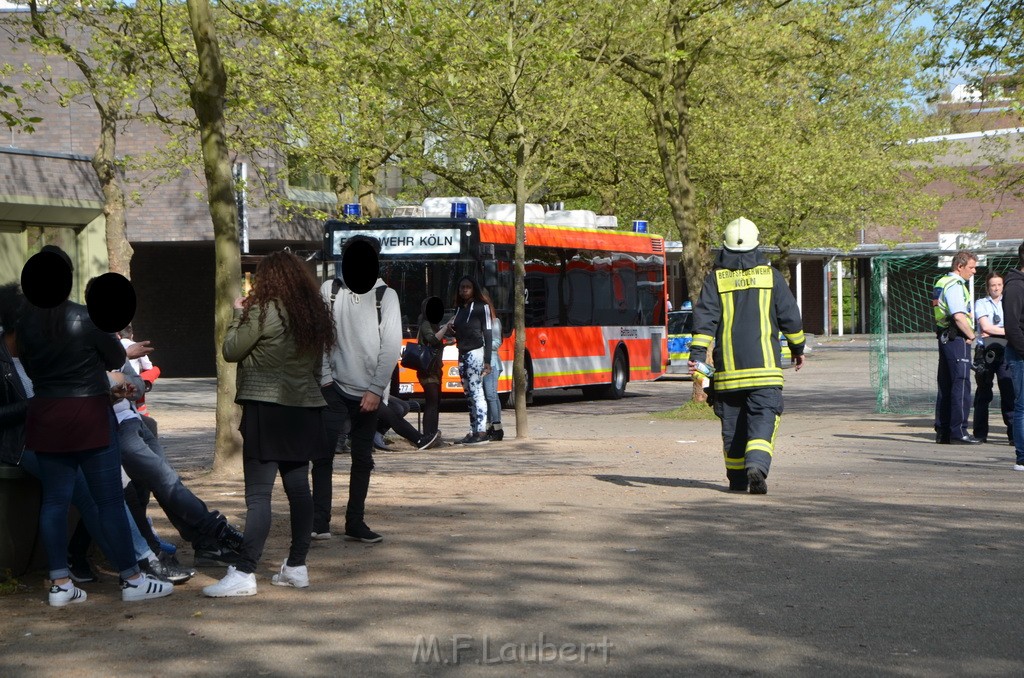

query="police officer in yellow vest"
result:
[932,250,982,444]
[688,218,806,495]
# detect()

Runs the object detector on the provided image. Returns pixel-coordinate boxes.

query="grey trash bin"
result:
[0,462,43,577]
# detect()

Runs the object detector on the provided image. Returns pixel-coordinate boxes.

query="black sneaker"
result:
[487,427,504,442]
[150,552,196,584]
[344,522,383,543]
[464,432,490,445]
[453,433,475,444]
[193,544,242,567]
[68,559,98,584]
[747,468,768,495]
[417,430,442,450]
[217,523,245,552]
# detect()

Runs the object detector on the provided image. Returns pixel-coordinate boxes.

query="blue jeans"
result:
[118,416,226,549]
[483,357,502,429]
[33,414,140,580]
[1006,345,1024,464]
[21,450,150,564]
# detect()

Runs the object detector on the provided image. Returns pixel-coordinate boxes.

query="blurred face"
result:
[988,275,1004,300]
[459,280,474,301]
[954,258,977,282]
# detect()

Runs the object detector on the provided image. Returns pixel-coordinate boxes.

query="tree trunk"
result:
[93,108,133,278]
[512,158,529,437]
[651,8,711,308]
[186,0,243,473]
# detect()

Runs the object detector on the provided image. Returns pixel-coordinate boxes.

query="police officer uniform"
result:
[972,294,1014,443]
[932,266,979,443]
[689,218,806,495]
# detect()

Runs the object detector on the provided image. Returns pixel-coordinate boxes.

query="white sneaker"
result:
[1014,464,1024,471]
[48,582,87,607]
[310,531,332,540]
[271,560,309,588]
[202,565,257,597]
[121,573,174,602]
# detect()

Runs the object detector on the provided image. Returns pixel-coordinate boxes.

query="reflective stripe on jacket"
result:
[689,249,805,392]
[932,273,973,330]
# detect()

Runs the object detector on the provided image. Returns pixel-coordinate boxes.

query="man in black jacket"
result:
[1000,242,1024,471]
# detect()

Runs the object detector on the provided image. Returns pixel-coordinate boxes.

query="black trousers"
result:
[237,458,312,574]
[713,387,783,482]
[311,386,378,533]
[376,398,421,444]
[974,359,1014,442]
[935,337,972,438]
[421,381,441,437]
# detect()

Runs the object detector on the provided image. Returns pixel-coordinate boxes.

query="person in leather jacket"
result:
[15,247,172,606]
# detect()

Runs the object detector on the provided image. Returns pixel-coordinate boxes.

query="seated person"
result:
[375,397,441,451]
[112,360,244,568]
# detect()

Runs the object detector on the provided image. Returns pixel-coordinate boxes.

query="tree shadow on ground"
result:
[4,468,1022,677]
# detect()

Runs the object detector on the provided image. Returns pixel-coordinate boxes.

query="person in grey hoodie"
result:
[313,236,402,543]
[1000,241,1024,470]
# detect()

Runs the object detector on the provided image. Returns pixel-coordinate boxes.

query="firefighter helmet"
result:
[723,217,759,252]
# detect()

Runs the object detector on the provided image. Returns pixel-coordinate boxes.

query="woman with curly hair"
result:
[204,251,335,598]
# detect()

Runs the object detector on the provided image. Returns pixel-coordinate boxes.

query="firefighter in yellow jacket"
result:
[688,218,806,494]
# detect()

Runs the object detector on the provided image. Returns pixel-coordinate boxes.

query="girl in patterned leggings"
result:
[445,276,493,445]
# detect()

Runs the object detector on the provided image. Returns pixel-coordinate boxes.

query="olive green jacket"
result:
[223,302,326,408]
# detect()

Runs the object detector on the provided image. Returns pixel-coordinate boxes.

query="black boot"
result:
[726,469,747,492]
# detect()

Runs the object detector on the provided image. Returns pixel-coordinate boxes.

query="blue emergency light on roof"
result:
[343,203,361,217]
[450,202,468,218]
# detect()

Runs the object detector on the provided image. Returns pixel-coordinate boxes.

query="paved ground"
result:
[1,335,1023,677]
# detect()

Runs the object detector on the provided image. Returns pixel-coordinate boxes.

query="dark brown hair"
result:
[951,250,977,269]
[240,251,334,355]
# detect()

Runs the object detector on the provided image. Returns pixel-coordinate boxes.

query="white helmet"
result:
[723,217,759,252]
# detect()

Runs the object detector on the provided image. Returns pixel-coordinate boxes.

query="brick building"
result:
[0,8,332,375]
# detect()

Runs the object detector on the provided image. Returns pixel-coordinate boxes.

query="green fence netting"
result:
[869,249,1018,414]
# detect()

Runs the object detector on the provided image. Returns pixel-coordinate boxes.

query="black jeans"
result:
[974,359,1014,441]
[311,386,378,533]
[238,458,312,574]
[421,381,440,437]
[376,398,420,444]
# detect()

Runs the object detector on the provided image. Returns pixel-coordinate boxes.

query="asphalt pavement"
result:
[2,335,1022,677]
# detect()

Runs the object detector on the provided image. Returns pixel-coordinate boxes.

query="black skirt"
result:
[239,400,330,463]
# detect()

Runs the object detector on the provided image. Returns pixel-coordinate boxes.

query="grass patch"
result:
[652,399,718,420]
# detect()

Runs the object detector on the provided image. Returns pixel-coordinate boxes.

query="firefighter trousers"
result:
[713,387,783,481]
